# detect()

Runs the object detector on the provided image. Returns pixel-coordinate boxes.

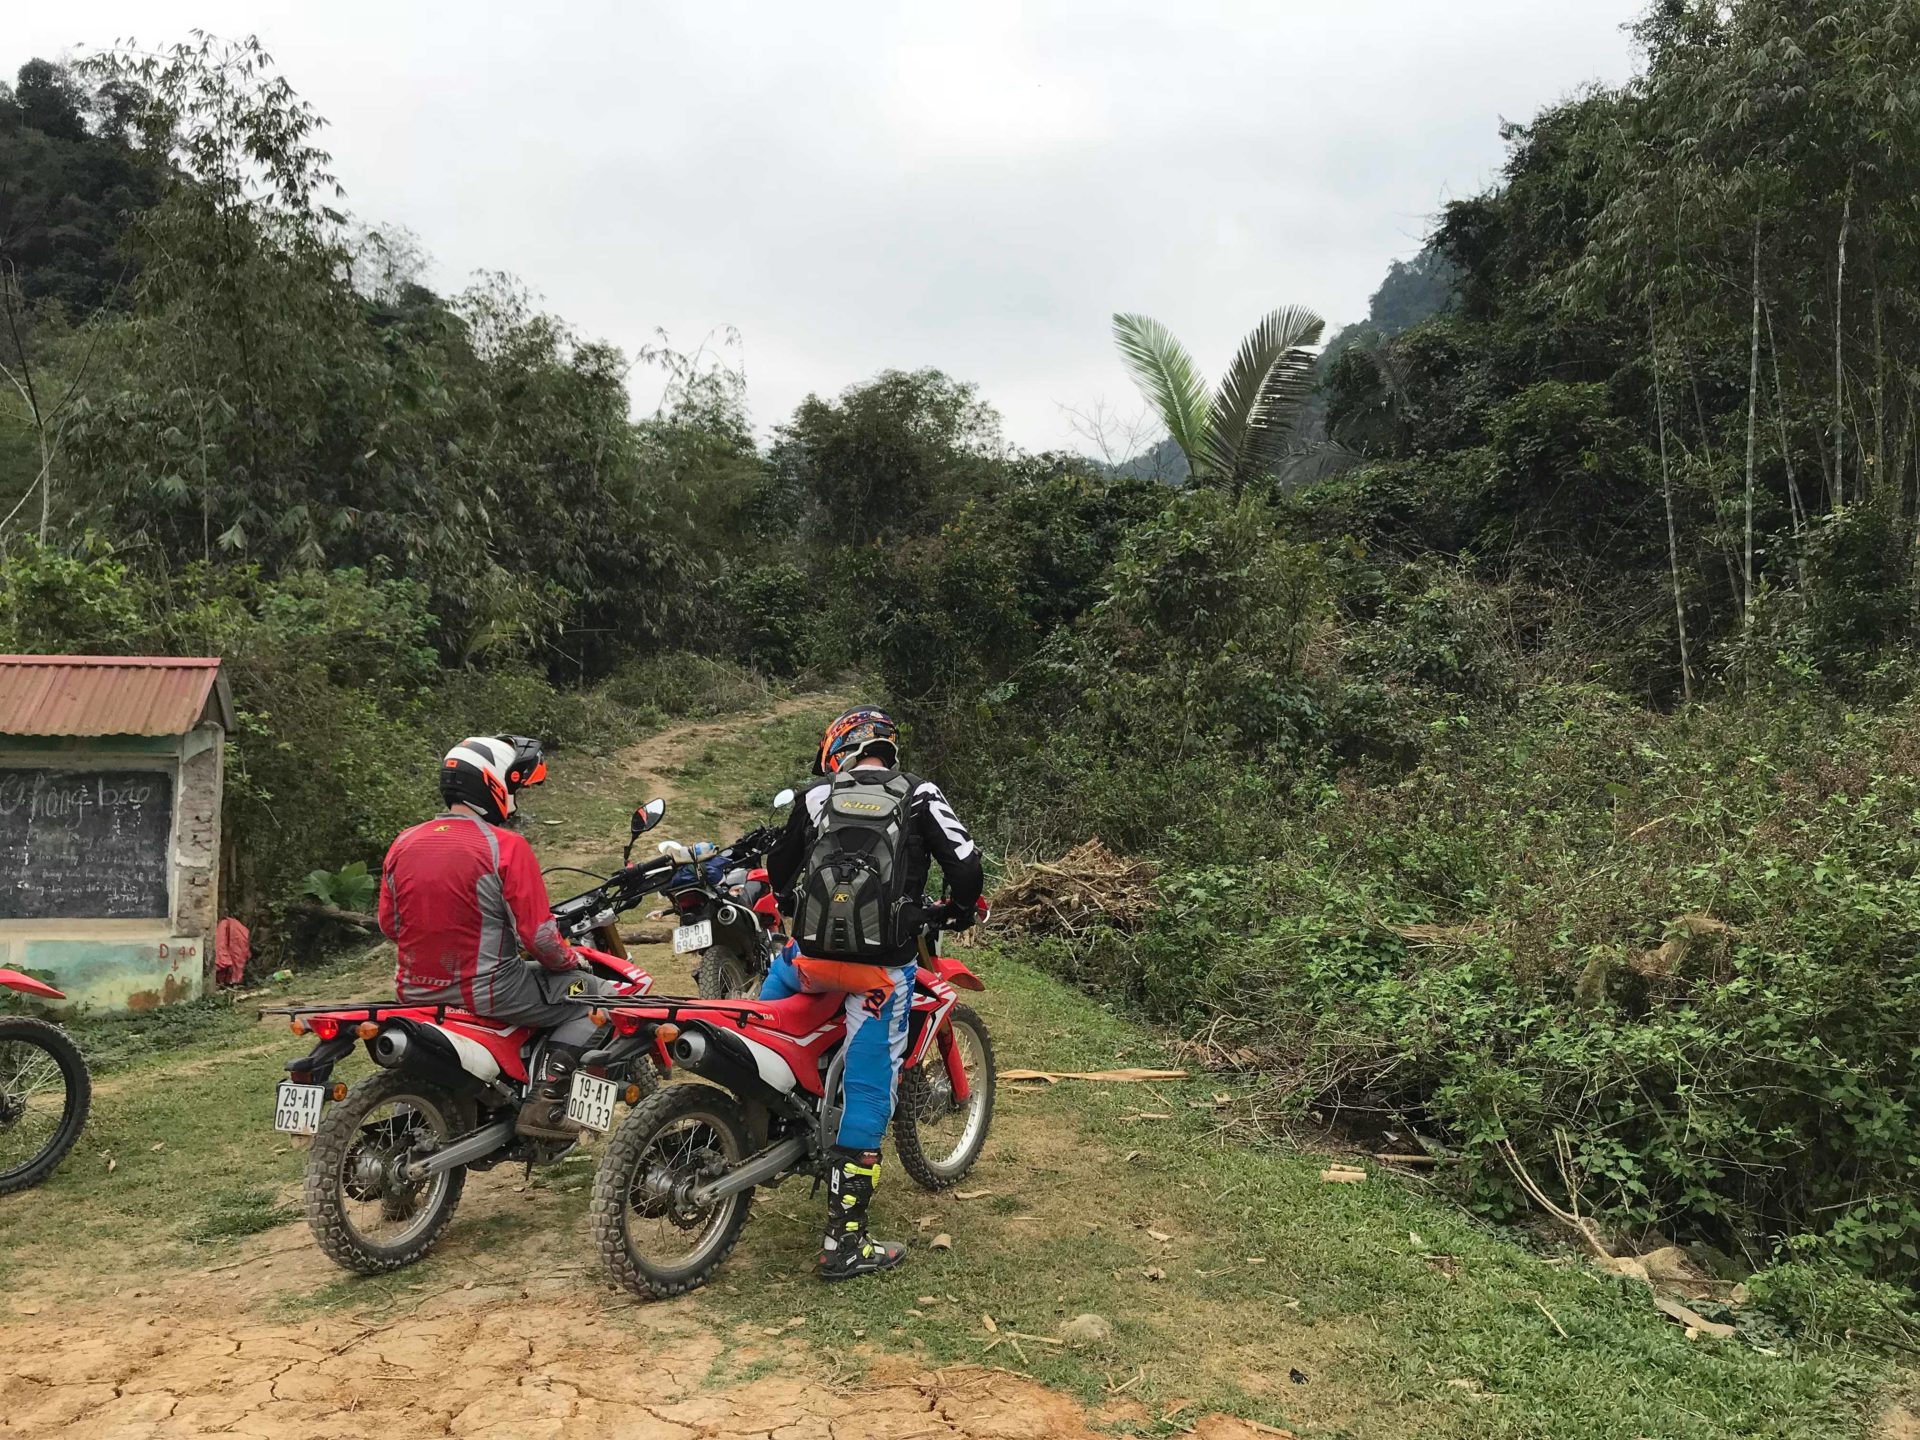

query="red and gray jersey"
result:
[378,812,574,1011]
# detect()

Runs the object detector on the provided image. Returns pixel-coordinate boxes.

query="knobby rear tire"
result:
[591,1084,754,1299]
[696,947,761,1001]
[0,1016,91,1196]
[894,1003,995,1191]
[303,1069,471,1275]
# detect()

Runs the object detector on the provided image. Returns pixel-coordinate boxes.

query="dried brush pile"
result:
[989,839,1158,938]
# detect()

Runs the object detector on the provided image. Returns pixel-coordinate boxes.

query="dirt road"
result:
[0,695,1897,1440]
[2,696,1272,1440]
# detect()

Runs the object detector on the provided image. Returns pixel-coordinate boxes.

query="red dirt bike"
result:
[267,800,677,1275]
[585,900,996,1298]
[0,969,90,1196]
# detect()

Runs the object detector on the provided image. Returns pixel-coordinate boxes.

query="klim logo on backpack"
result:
[790,770,919,962]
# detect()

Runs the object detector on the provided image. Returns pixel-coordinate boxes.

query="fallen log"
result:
[289,901,378,931]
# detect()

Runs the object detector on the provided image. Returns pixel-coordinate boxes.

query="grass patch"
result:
[690,947,1892,1440]
[668,701,843,830]
[184,1186,300,1243]
[0,944,392,1293]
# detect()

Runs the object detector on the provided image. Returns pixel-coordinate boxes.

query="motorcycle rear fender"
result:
[579,946,653,995]
[0,967,65,1000]
[285,1034,355,1087]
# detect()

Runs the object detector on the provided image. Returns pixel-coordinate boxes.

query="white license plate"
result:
[274,1082,326,1136]
[673,918,713,955]
[567,1072,618,1133]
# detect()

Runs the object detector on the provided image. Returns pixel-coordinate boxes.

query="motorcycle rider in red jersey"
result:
[378,735,615,1140]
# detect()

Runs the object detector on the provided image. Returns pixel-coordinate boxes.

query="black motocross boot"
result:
[515,1042,585,1141]
[818,1146,907,1281]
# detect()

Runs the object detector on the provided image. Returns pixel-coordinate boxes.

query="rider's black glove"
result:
[934,900,976,932]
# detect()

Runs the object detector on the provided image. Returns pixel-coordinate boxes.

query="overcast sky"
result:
[19,2,1644,453]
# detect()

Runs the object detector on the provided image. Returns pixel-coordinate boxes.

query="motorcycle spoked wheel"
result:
[304,1070,473,1274]
[893,1003,995,1191]
[590,1085,754,1299]
[695,946,763,1001]
[0,1016,91,1196]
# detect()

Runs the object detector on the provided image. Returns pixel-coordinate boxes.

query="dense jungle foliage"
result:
[4,3,1919,1309]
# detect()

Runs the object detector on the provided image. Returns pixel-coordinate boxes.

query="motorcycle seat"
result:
[726,990,844,1035]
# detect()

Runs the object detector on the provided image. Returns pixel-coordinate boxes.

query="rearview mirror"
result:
[631,797,666,836]
[771,787,795,812]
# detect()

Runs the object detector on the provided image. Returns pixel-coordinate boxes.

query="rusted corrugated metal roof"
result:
[0,656,234,737]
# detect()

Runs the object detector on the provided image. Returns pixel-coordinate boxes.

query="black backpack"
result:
[790,769,919,961]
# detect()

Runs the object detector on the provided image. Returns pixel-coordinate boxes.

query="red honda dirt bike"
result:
[267,800,680,1275]
[0,969,90,1196]
[585,900,996,1298]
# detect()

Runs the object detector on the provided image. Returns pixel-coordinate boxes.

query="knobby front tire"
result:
[894,1003,995,1191]
[0,1016,91,1196]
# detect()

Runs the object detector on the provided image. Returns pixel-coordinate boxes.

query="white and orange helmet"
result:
[439,734,547,824]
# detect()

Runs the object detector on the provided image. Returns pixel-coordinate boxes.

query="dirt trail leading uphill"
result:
[541,692,839,877]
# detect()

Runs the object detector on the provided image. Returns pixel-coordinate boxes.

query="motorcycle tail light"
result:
[310,1017,340,1042]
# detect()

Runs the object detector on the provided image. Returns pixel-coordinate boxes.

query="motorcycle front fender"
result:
[0,967,65,1000]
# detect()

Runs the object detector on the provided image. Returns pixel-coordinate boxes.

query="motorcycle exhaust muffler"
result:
[672,1032,706,1066]
[716,903,741,928]
[369,1028,410,1068]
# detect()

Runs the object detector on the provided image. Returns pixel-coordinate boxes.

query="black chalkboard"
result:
[0,768,173,920]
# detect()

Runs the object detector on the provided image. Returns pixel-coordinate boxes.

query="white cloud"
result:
[14,0,1643,452]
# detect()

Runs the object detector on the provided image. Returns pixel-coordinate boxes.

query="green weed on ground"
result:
[0,945,393,1292]
[692,949,1892,1440]
[0,888,1897,1438]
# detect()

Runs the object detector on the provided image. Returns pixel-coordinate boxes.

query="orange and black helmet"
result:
[814,708,899,775]
[440,734,548,824]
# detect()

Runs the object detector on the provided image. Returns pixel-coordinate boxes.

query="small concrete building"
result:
[0,655,233,1011]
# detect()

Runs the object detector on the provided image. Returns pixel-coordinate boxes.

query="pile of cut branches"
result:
[989,839,1157,938]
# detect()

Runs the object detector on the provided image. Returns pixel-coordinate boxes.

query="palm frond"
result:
[1112,313,1211,478]
[1244,345,1324,479]
[1270,441,1365,493]
[1203,305,1324,486]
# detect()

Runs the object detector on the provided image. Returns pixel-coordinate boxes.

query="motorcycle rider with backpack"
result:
[763,707,984,1281]
[378,735,616,1142]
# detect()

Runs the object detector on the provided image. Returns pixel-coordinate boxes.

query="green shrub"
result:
[0,537,147,652]
[301,861,376,913]
[720,561,815,676]
[601,651,777,720]
[1007,681,1920,1285]
[1746,1254,1918,1347]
